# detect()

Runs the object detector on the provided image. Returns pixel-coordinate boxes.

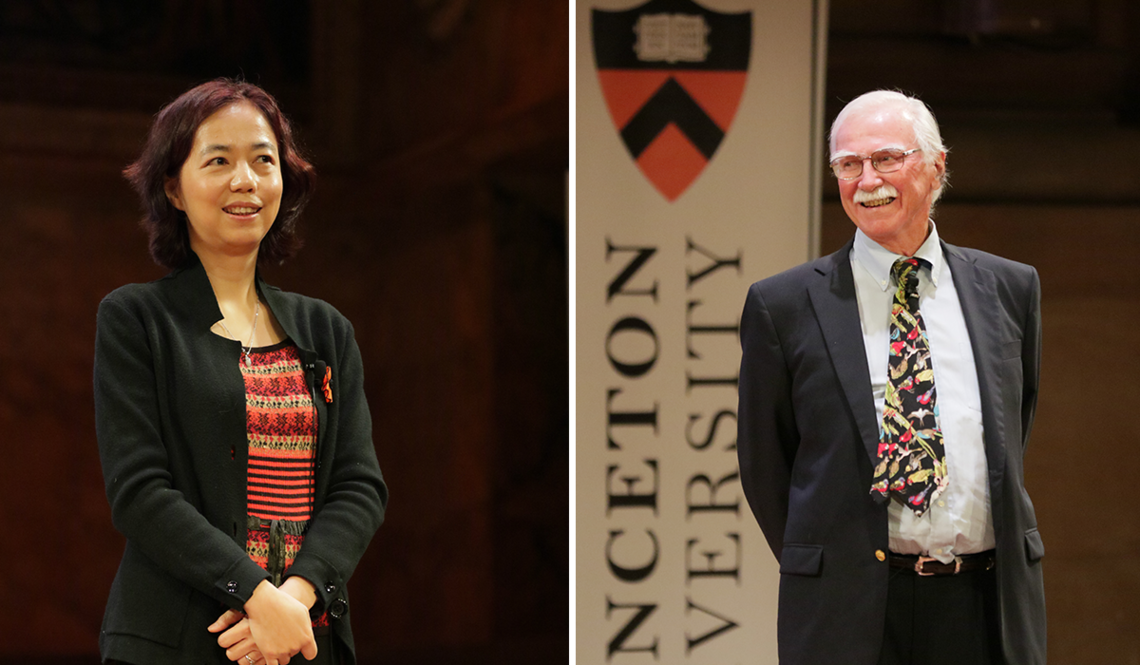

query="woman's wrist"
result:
[242,579,275,617]
[279,575,318,610]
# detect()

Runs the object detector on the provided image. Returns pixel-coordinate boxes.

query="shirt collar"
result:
[852,220,944,292]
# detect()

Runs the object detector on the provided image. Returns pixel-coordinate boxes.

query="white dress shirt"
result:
[850,223,995,562]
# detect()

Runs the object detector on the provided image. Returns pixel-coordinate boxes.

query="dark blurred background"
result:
[822,1,1140,663]
[0,2,567,663]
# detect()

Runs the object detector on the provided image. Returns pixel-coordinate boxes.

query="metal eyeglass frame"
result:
[830,148,921,180]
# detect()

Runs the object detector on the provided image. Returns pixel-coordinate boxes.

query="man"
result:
[737,90,1046,665]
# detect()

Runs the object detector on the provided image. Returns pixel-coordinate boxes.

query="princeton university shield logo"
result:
[592,0,751,201]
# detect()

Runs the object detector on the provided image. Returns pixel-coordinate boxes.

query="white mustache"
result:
[853,185,899,203]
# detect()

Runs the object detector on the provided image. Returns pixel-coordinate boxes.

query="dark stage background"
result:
[0,2,567,664]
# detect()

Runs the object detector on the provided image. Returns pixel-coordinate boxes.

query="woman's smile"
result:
[164,101,283,259]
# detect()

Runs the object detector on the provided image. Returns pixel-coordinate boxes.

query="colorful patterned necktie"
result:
[870,257,948,516]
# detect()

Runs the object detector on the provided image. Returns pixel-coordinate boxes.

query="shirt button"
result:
[875,550,886,562]
[935,548,943,555]
[938,500,945,507]
[226,580,239,594]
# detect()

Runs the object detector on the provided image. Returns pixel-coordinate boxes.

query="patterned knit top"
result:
[239,341,328,628]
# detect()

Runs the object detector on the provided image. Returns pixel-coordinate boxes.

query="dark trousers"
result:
[877,565,1003,665]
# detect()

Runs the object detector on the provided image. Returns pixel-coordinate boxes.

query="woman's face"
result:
[165,101,283,261]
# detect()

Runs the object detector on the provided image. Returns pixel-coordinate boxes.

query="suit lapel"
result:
[807,240,882,463]
[943,241,1006,507]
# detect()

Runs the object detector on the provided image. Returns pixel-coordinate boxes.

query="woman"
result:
[94,79,387,665]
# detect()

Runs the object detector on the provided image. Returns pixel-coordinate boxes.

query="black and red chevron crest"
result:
[592,0,751,202]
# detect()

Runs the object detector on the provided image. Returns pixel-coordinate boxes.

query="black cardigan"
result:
[94,256,387,664]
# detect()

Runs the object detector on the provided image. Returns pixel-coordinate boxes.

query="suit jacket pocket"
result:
[780,543,823,576]
[1024,528,1045,561]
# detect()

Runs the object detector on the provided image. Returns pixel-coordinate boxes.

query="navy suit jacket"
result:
[737,237,1046,665]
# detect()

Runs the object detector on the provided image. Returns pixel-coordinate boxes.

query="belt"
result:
[247,515,309,535]
[247,516,310,586]
[888,550,995,576]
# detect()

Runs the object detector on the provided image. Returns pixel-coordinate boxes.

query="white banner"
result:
[576,0,828,662]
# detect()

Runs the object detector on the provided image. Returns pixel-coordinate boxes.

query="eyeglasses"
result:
[830,148,921,180]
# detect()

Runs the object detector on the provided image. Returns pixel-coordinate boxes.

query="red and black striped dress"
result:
[239,341,328,629]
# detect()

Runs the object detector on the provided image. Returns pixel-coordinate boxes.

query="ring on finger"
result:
[244,655,255,665]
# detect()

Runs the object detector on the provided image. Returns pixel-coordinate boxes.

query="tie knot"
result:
[892,258,925,292]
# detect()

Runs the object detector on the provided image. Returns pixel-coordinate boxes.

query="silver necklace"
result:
[218,300,260,367]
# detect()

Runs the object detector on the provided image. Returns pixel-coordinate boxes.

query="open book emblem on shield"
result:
[592,0,752,202]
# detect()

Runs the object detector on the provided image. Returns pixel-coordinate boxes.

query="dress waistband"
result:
[247,516,310,585]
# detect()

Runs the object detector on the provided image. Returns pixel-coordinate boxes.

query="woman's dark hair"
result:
[124,78,316,269]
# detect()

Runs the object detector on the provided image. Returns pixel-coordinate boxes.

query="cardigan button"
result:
[328,598,348,619]
[325,583,337,594]
[875,550,886,562]
[226,580,239,594]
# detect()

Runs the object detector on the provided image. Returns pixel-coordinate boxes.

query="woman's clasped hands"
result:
[208,577,319,665]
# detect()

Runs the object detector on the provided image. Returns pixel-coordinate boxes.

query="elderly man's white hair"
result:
[829,90,949,201]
